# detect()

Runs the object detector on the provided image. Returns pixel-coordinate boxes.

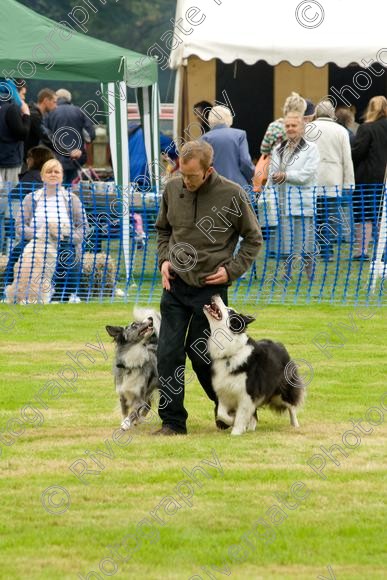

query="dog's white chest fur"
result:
[119,343,151,370]
[211,343,253,406]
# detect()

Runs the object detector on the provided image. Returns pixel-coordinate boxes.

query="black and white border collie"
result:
[203,295,305,435]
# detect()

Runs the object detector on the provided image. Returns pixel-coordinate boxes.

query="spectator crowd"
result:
[1,74,386,304]
[192,91,387,273]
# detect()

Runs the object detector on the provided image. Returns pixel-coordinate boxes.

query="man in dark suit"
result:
[44,88,95,184]
[24,88,57,159]
[201,105,255,189]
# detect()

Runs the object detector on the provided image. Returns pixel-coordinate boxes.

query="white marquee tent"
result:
[170,0,387,135]
[170,0,387,69]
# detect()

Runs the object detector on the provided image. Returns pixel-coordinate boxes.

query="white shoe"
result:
[68,294,81,303]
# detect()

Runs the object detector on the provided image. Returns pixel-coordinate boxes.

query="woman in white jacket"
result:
[312,100,355,259]
[267,112,320,280]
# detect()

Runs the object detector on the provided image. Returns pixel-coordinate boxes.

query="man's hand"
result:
[161,260,175,291]
[70,149,83,160]
[204,266,229,285]
[272,171,286,184]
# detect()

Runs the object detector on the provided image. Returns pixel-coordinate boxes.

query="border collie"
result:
[106,309,160,430]
[203,295,305,435]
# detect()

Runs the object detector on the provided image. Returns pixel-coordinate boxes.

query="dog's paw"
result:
[120,418,131,431]
[230,428,244,436]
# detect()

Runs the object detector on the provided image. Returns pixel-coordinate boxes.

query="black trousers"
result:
[316,197,339,257]
[157,276,228,433]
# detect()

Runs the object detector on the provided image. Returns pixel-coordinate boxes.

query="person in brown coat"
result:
[154,140,262,435]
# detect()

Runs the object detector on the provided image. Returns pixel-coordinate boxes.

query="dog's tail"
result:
[133,307,161,337]
[282,359,305,408]
[269,360,306,414]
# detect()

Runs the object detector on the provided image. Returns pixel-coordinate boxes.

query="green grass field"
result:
[0,303,386,580]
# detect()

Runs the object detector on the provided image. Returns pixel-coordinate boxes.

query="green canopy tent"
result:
[0,0,160,276]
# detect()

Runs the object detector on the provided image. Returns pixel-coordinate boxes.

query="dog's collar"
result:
[116,362,143,372]
[116,363,133,372]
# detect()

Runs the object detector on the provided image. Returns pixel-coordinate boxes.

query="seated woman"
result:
[6,146,56,252]
[266,111,320,280]
[4,159,89,302]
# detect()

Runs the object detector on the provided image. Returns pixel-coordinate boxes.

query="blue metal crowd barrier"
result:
[0,180,386,305]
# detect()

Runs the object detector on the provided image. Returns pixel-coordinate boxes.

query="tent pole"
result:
[369,179,387,295]
[104,81,131,285]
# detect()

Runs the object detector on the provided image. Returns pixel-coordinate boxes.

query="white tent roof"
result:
[170,0,387,68]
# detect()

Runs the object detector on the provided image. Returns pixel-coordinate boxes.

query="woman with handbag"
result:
[254,92,310,193]
[266,112,320,280]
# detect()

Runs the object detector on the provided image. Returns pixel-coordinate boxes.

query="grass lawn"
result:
[0,302,386,580]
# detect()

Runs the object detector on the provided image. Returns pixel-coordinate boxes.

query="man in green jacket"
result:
[154,140,262,435]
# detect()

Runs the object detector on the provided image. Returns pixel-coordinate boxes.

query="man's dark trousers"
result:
[316,196,340,259]
[157,275,228,433]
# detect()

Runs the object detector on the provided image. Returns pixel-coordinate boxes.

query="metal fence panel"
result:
[1,181,386,306]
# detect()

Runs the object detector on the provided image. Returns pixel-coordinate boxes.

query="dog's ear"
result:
[227,312,255,334]
[105,325,124,339]
[242,314,255,326]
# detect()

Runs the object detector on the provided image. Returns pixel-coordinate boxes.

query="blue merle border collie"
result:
[203,295,305,435]
[106,309,160,431]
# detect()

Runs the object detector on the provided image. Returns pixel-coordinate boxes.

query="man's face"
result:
[179,157,212,192]
[19,86,27,101]
[43,97,57,113]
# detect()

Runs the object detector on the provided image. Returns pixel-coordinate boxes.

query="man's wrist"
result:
[223,264,231,281]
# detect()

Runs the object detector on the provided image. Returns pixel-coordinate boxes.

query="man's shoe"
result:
[152,425,186,436]
[352,254,370,261]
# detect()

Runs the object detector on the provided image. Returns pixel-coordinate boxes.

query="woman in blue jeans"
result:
[4,159,89,302]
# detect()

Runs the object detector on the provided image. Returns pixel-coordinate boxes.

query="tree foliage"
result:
[18,0,177,101]
[19,0,176,54]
